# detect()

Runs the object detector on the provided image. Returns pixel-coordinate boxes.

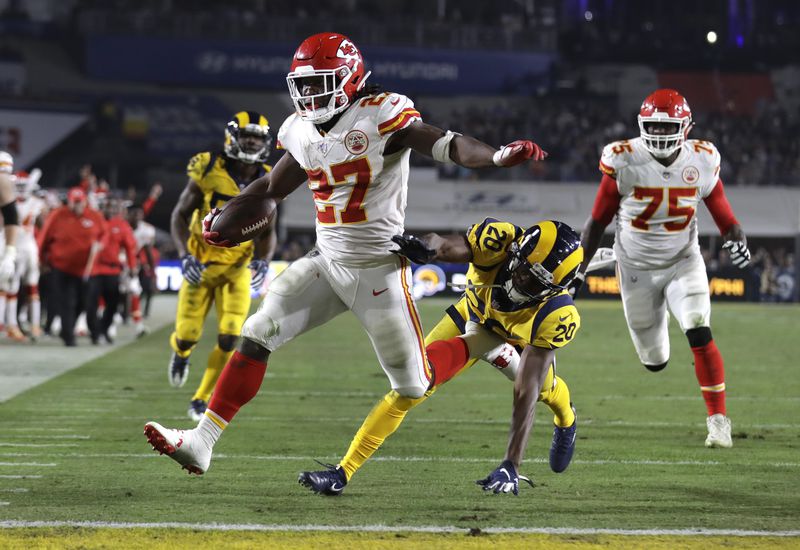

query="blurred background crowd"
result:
[0,0,798,346]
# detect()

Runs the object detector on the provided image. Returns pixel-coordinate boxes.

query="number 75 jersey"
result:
[599,137,720,270]
[277,92,422,267]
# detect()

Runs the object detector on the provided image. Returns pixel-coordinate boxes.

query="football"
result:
[210,194,277,245]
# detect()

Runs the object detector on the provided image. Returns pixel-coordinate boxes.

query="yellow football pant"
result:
[339,311,574,481]
[170,262,251,401]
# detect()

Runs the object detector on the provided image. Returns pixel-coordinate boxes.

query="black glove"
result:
[390,234,436,264]
[567,272,585,298]
[476,459,534,496]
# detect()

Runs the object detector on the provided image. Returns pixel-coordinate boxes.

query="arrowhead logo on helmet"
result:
[286,33,372,124]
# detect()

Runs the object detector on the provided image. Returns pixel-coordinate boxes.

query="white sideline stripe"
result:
[0,475,42,479]
[0,462,56,467]
[1,435,90,440]
[0,520,797,537]
[0,427,73,432]
[0,451,798,468]
[0,502,9,506]
[0,443,79,448]
[0,488,29,493]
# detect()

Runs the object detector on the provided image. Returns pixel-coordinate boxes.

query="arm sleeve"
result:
[141,196,156,218]
[703,178,739,235]
[36,209,57,254]
[590,174,621,226]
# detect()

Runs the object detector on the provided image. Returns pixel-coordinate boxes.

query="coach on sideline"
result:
[38,187,107,346]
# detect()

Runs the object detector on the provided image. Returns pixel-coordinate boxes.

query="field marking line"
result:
[0,520,798,537]
[0,435,91,440]
[0,475,42,479]
[0,502,9,506]
[0,462,56,467]
[0,443,78,448]
[0,451,797,468]
[0,488,29,493]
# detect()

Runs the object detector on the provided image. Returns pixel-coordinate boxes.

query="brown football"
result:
[210,194,277,244]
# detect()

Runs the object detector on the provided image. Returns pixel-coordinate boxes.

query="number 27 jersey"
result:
[277,93,421,267]
[599,137,720,269]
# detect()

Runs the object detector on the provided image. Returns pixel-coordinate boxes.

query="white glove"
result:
[722,241,751,268]
[0,245,16,283]
[128,275,142,296]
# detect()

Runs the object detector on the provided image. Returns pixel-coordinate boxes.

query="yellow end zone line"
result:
[0,521,799,537]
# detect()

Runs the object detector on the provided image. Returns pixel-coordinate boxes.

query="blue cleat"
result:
[187,399,207,422]
[298,461,348,496]
[549,405,577,473]
[168,353,190,388]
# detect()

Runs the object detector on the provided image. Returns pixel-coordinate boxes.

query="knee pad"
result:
[686,326,712,348]
[217,334,238,352]
[644,361,668,372]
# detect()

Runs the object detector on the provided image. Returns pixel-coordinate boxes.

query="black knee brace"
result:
[686,327,712,348]
[217,334,238,352]
[644,361,668,372]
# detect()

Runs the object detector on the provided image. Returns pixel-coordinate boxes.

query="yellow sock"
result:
[540,374,575,428]
[192,345,231,402]
[339,390,427,480]
[169,332,193,359]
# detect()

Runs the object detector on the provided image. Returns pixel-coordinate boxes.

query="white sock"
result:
[195,411,226,449]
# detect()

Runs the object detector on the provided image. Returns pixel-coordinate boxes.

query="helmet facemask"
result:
[287,65,355,124]
[502,241,564,306]
[638,114,692,158]
[224,123,271,164]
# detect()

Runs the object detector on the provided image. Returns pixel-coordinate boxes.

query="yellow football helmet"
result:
[224,111,272,164]
[504,220,584,305]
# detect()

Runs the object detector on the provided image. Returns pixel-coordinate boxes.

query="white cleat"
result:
[705,414,733,448]
[143,421,212,474]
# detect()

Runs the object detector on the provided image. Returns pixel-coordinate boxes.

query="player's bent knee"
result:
[241,313,280,345]
[644,361,668,372]
[217,334,238,352]
[175,338,197,351]
[393,383,427,400]
[238,337,271,363]
[686,326,712,348]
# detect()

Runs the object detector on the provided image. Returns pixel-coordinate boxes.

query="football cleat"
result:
[298,461,348,496]
[705,413,732,448]
[6,326,27,342]
[168,353,190,388]
[549,405,577,473]
[143,421,211,475]
[187,399,207,422]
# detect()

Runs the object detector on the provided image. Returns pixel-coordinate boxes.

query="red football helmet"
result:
[286,32,371,124]
[637,89,693,158]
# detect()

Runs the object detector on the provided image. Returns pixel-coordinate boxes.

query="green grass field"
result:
[1,299,799,548]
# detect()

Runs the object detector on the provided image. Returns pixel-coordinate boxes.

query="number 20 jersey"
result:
[277,92,421,267]
[599,137,720,270]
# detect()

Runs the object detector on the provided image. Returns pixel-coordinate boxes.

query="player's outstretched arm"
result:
[388,122,546,169]
[503,345,555,468]
[391,232,471,264]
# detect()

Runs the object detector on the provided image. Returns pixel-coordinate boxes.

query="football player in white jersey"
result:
[144,32,548,476]
[5,169,45,341]
[0,151,20,335]
[570,89,750,449]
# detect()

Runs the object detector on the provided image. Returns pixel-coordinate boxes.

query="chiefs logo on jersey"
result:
[344,129,369,155]
[682,166,699,183]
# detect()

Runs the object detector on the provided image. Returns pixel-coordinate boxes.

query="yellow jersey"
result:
[185,151,271,265]
[453,218,581,350]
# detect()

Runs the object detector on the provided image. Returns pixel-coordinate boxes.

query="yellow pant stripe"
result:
[700,383,726,392]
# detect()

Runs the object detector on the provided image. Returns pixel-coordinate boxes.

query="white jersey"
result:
[14,196,44,252]
[599,137,720,270]
[133,220,156,251]
[278,92,422,267]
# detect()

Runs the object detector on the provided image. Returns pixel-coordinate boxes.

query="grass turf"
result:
[0,299,798,539]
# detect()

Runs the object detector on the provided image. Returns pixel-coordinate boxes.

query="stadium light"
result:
[706,31,718,44]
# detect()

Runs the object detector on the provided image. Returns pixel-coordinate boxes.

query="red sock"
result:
[692,340,726,416]
[207,351,267,422]
[131,295,142,322]
[427,337,470,386]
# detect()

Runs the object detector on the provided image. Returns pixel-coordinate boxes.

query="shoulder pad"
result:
[686,139,721,170]
[186,152,212,181]
[373,93,422,136]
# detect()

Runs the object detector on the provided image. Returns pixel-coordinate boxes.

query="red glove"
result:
[492,140,548,167]
[201,208,237,248]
